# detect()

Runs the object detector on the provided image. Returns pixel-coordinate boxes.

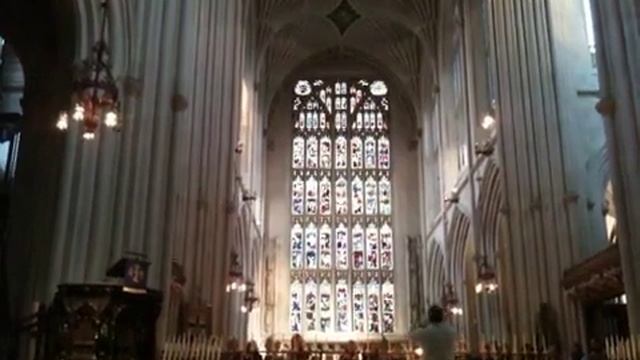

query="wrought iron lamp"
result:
[56,0,120,140]
[442,283,463,316]
[240,280,259,314]
[475,256,498,294]
[225,251,244,293]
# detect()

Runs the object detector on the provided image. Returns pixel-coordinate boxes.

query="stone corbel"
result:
[171,94,189,112]
[563,192,579,205]
[595,98,616,116]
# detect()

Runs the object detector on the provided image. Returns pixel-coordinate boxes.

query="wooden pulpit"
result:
[45,283,162,359]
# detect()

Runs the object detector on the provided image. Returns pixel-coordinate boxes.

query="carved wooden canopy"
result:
[562,244,624,303]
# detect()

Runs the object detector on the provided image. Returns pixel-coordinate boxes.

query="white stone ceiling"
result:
[256,0,438,111]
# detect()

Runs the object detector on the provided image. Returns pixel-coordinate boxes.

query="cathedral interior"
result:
[0,0,639,358]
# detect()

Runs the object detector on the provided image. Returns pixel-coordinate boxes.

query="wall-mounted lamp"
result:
[442,283,463,316]
[444,188,460,204]
[240,280,259,314]
[474,141,495,156]
[482,100,498,130]
[481,113,496,130]
[475,255,498,294]
[225,251,244,293]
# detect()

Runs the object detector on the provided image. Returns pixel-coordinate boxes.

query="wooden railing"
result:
[162,334,223,360]
[606,335,640,360]
[161,334,640,360]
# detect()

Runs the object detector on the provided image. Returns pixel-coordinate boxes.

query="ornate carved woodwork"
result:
[45,284,162,359]
[562,244,624,303]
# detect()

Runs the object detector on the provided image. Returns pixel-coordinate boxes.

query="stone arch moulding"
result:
[425,240,446,305]
[477,160,503,261]
[447,207,471,294]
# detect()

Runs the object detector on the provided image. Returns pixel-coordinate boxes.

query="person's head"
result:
[274,340,282,352]
[227,338,240,352]
[345,341,358,354]
[247,340,259,353]
[291,334,305,351]
[428,305,445,324]
[380,337,389,353]
[265,337,274,353]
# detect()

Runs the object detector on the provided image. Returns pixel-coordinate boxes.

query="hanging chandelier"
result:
[56,0,119,140]
[442,283,463,316]
[475,256,498,294]
[240,280,259,314]
[225,251,245,293]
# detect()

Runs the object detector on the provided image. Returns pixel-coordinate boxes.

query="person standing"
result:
[410,305,457,360]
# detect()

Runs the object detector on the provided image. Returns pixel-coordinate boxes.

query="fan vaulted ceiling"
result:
[256,0,439,111]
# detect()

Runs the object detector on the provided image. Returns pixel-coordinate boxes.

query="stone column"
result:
[592,0,640,335]
[488,0,582,348]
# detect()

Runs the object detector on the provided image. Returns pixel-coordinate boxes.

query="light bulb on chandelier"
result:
[105,111,119,128]
[56,113,69,130]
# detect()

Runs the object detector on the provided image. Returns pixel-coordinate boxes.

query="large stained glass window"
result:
[289,79,395,335]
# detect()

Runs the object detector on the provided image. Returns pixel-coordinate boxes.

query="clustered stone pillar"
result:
[9,0,251,340]
[489,0,581,347]
[592,0,640,335]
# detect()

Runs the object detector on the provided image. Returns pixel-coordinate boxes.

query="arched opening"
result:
[264,51,420,342]
[0,35,24,350]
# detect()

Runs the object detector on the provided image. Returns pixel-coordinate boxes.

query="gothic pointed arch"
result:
[447,208,471,294]
[425,240,446,305]
[478,160,502,262]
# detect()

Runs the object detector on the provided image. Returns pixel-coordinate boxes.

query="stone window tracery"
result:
[289,79,395,335]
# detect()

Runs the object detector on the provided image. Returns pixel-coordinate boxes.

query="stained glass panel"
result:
[352,176,364,215]
[381,224,393,270]
[351,137,363,169]
[367,280,380,333]
[366,224,379,269]
[353,281,366,332]
[319,224,332,269]
[365,177,377,215]
[382,280,395,332]
[291,224,303,269]
[378,136,390,169]
[336,177,348,215]
[352,223,365,270]
[290,79,394,334]
[320,137,332,169]
[365,136,377,169]
[336,223,349,270]
[292,176,304,215]
[319,280,332,332]
[293,137,305,169]
[290,280,302,332]
[379,176,392,215]
[335,136,348,169]
[306,176,318,215]
[336,279,350,332]
[307,136,318,168]
[319,177,332,215]
[305,279,317,331]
